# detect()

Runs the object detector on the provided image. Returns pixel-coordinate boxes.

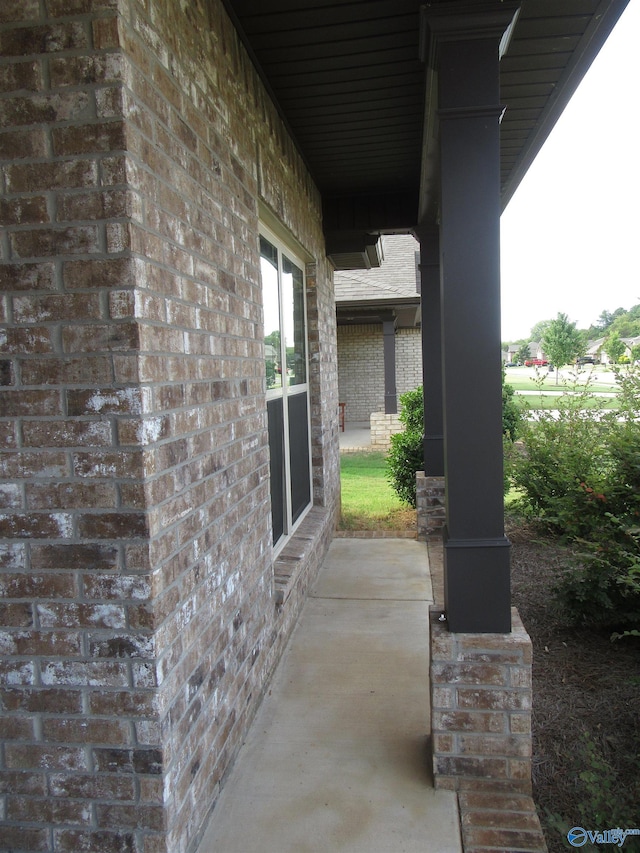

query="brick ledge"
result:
[273,507,330,606]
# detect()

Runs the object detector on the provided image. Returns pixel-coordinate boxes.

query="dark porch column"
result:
[382,313,398,415]
[428,4,519,632]
[416,226,444,476]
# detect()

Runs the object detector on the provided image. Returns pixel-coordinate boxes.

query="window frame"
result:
[260,224,313,555]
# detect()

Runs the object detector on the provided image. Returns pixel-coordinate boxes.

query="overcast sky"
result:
[500,0,640,343]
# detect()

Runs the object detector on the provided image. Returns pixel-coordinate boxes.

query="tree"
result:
[609,314,640,338]
[542,313,585,383]
[529,319,553,343]
[515,343,531,365]
[593,307,625,334]
[604,331,626,364]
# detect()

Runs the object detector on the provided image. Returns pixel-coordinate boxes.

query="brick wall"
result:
[369,412,401,450]
[0,1,339,851]
[396,327,422,394]
[337,324,421,423]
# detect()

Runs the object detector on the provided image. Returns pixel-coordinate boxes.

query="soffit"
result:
[223,0,628,239]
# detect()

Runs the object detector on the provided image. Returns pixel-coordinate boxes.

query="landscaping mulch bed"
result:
[508,518,640,852]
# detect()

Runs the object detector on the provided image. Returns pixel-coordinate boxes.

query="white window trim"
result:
[260,223,313,556]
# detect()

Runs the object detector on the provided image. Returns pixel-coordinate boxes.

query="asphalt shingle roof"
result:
[334,235,419,304]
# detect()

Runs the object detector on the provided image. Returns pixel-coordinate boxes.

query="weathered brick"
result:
[0,370,17,397]
[0,389,62,416]
[0,22,89,56]
[7,794,93,825]
[20,356,115,385]
[0,59,43,94]
[73,450,143,479]
[53,121,126,157]
[53,829,137,853]
[22,419,113,448]
[0,512,73,539]
[0,601,34,627]
[67,387,143,416]
[92,15,120,50]
[82,573,150,602]
[510,712,532,735]
[0,629,81,657]
[0,450,68,480]
[431,662,507,687]
[0,195,49,226]
[0,261,56,291]
[461,808,542,831]
[435,755,508,780]
[88,632,154,659]
[0,827,49,852]
[49,772,135,800]
[41,660,129,688]
[0,127,48,160]
[463,826,546,849]
[10,225,100,258]
[0,0,40,23]
[6,159,99,193]
[49,54,120,88]
[457,688,532,712]
[77,511,148,539]
[5,744,89,772]
[0,572,76,599]
[0,659,36,685]
[63,257,134,290]
[57,188,131,222]
[0,542,27,570]
[93,747,162,775]
[61,322,139,353]
[47,0,119,13]
[0,714,34,739]
[0,482,22,509]
[37,602,127,630]
[433,710,507,734]
[459,733,531,758]
[26,481,117,510]
[42,717,131,744]
[32,542,117,571]
[0,687,83,715]
[0,422,18,449]
[87,689,156,717]
[0,770,47,796]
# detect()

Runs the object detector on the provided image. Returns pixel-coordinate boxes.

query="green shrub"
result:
[387,370,522,509]
[512,368,640,631]
[502,368,521,442]
[386,387,424,508]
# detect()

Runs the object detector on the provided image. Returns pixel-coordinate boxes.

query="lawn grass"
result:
[514,394,619,410]
[339,451,415,531]
[506,375,619,393]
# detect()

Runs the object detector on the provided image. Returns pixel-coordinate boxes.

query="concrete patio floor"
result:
[339,423,371,452]
[195,538,462,853]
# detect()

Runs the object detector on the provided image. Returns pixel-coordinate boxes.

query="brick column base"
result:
[369,412,402,450]
[430,606,533,793]
[416,473,445,539]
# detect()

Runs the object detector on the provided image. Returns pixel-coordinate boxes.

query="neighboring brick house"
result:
[0,1,628,851]
[335,234,422,425]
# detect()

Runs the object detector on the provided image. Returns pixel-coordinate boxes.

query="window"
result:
[260,229,312,550]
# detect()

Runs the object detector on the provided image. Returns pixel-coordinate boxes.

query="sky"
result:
[500,0,640,343]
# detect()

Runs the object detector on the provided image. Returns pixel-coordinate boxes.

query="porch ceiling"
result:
[223,0,629,266]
